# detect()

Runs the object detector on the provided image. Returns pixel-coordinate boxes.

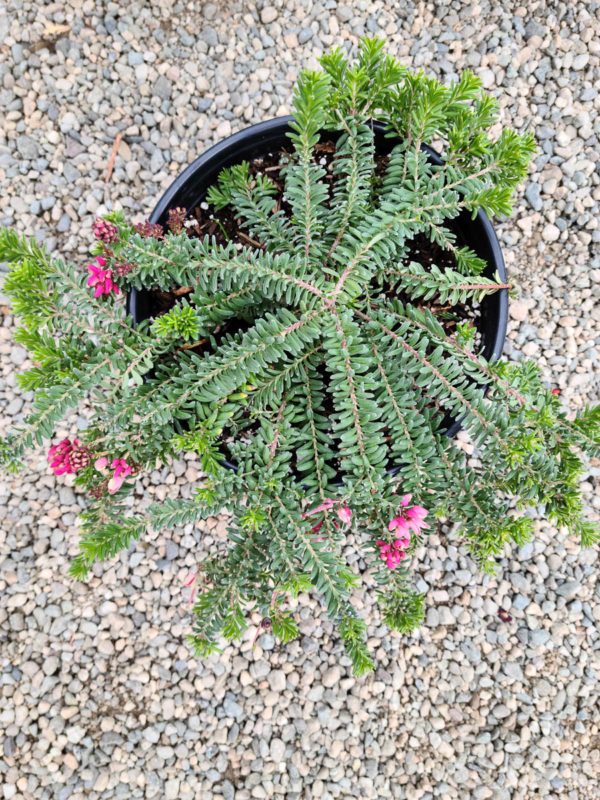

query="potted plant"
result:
[1,39,598,675]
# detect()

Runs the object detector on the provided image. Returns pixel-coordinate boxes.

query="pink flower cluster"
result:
[376,538,409,569]
[47,438,91,475]
[134,220,164,239]
[92,218,119,244]
[167,207,187,234]
[95,456,133,494]
[87,256,119,298]
[377,494,430,570]
[302,497,352,540]
[113,261,136,277]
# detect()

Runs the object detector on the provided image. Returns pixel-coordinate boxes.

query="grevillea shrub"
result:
[1,39,599,675]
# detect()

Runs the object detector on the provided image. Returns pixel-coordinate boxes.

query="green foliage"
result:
[152,303,200,341]
[378,585,426,634]
[271,611,300,644]
[339,617,374,677]
[1,37,597,677]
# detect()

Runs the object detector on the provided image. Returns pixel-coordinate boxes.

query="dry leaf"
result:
[43,23,71,36]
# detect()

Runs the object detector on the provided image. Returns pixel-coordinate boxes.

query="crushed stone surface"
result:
[1,1,599,798]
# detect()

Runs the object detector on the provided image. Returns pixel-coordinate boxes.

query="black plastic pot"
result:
[127,116,508,458]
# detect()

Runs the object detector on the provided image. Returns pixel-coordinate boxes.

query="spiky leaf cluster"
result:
[1,39,597,675]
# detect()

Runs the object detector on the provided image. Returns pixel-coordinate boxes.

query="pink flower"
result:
[48,438,74,475]
[94,456,109,471]
[47,438,91,475]
[308,519,327,541]
[377,538,393,561]
[303,498,352,539]
[337,504,352,527]
[406,505,428,521]
[386,549,403,569]
[394,537,410,549]
[184,571,197,587]
[406,505,430,531]
[107,458,132,494]
[551,388,561,395]
[388,516,409,534]
[87,256,119,298]
[393,492,431,534]
[183,571,199,607]
[302,498,335,518]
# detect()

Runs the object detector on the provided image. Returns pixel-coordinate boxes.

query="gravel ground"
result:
[1,1,600,799]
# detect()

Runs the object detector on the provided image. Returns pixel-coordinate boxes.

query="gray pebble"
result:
[154,75,172,100]
[227,723,239,745]
[529,629,550,647]
[151,149,165,172]
[12,43,24,64]
[258,633,275,650]
[322,666,341,687]
[518,540,535,559]
[58,487,76,506]
[143,727,160,743]
[203,3,218,20]
[200,28,219,48]
[66,726,86,744]
[42,656,59,675]
[426,608,439,626]
[10,346,27,366]
[298,28,313,44]
[525,183,543,211]
[57,213,71,233]
[512,595,530,611]
[222,695,243,720]
[165,540,179,560]
[221,780,235,800]
[504,662,524,681]
[524,20,546,39]
[128,51,144,66]
[63,163,79,183]
[556,580,581,600]
[336,6,354,22]
[16,135,39,160]
[101,731,123,748]
[260,7,278,24]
